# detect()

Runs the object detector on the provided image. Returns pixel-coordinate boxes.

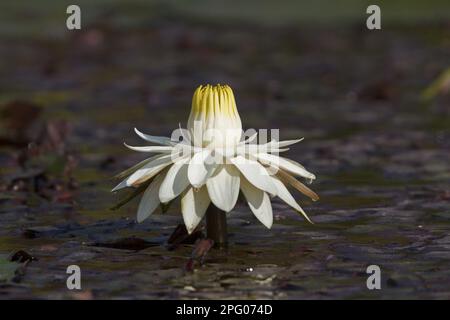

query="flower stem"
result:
[205,205,227,247]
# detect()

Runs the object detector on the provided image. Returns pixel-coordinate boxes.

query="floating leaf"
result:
[185,239,214,271]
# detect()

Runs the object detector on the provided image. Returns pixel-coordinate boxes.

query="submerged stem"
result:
[205,205,227,247]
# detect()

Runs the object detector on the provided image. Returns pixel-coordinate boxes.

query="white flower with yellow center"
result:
[112,84,318,234]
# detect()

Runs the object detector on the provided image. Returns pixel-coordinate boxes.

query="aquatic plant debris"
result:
[112,84,319,233]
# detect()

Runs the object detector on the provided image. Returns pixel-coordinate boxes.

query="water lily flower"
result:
[112,84,318,234]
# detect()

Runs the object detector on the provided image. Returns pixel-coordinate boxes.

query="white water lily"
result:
[112,84,318,233]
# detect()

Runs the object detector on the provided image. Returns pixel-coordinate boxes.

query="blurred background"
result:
[0,0,449,299]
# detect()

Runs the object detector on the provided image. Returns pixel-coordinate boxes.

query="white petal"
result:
[134,128,174,145]
[112,155,163,192]
[181,187,210,234]
[240,178,273,229]
[239,132,258,144]
[270,176,312,223]
[236,144,264,155]
[267,138,304,148]
[124,143,174,153]
[206,164,240,212]
[230,155,277,195]
[159,157,190,203]
[268,148,290,153]
[126,154,174,186]
[187,149,217,188]
[178,122,193,146]
[136,173,165,223]
[256,153,316,180]
[271,138,305,148]
[236,144,288,155]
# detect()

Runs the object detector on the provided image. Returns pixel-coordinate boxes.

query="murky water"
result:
[0,2,449,299]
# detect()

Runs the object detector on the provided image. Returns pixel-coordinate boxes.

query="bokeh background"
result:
[0,0,449,299]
